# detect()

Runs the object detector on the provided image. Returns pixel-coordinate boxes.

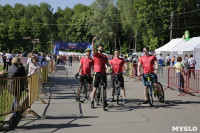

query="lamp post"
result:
[32,39,40,50]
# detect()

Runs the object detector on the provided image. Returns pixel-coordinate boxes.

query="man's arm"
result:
[154,60,159,74]
[92,37,97,55]
[137,62,142,76]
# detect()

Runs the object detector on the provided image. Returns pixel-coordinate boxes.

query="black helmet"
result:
[97,44,104,47]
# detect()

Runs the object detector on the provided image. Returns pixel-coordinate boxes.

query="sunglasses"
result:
[143,50,146,52]
[86,51,91,52]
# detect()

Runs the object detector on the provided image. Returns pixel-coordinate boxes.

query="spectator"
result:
[173,57,184,92]
[185,54,189,62]
[181,56,189,74]
[157,53,165,76]
[188,54,196,78]
[2,51,7,70]
[28,56,41,76]
[171,56,175,66]
[6,51,13,71]
[132,55,139,76]
[7,57,27,115]
[157,53,165,67]
[69,55,73,66]
[165,54,171,66]
[41,58,48,66]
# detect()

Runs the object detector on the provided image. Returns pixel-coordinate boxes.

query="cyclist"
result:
[137,46,162,104]
[91,37,110,109]
[76,48,94,101]
[109,49,127,103]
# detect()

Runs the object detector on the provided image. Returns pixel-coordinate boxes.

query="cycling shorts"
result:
[142,73,157,86]
[80,76,92,84]
[111,74,124,88]
[93,72,107,88]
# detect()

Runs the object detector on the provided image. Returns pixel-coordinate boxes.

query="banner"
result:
[53,42,91,50]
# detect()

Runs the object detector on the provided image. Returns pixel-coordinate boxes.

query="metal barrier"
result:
[0,77,29,116]
[164,67,200,96]
[0,60,56,118]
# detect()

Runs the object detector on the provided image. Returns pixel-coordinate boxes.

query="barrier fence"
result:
[126,62,200,96]
[0,60,56,118]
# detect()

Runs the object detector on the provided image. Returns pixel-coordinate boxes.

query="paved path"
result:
[8,61,200,133]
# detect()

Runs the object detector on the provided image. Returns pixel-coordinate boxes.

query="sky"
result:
[0,0,95,12]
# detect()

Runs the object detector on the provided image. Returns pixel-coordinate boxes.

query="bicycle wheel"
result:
[116,86,120,105]
[78,84,86,103]
[146,84,153,106]
[102,85,106,111]
[156,82,165,103]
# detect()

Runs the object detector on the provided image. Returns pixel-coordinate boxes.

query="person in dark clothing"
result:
[8,57,27,116]
[69,55,73,66]
[2,51,7,70]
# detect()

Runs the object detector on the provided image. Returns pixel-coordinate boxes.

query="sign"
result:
[184,31,190,41]
[23,37,31,39]
[53,41,91,50]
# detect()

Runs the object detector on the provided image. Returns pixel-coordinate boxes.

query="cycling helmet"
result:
[85,48,91,52]
[97,44,104,47]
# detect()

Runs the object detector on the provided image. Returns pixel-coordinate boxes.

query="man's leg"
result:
[143,86,148,104]
[77,84,82,100]
[91,87,97,108]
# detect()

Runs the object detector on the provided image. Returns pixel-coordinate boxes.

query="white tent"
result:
[194,44,200,70]
[155,38,184,53]
[155,38,185,58]
[172,37,200,52]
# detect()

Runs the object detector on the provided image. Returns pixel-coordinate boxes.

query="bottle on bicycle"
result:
[109,49,127,104]
[90,37,111,110]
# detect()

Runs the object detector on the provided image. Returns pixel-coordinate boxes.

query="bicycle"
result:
[75,74,91,103]
[111,73,122,105]
[141,73,164,106]
[94,73,109,111]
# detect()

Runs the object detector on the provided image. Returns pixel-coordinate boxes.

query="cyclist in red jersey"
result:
[138,46,162,104]
[76,48,94,101]
[110,49,127,103]
[91,37,110,108]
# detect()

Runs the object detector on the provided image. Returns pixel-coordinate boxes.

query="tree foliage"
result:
[0,0,200,53]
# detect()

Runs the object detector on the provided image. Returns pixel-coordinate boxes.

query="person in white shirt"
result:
[188,54,196,78]
[165,54,171,66]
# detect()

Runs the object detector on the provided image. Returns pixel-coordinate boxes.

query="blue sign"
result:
[53,41,91,50]
[54,43,60,55]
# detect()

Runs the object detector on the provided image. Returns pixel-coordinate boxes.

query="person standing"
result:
[75,48,94,101]
[109,49,127,103]
[2,51,7,70]
[174,57,184,92]
[165,54,171,66]
[6,51,13,71]
[90,37,110,109]
[188,54,196,78]
[69,55,73,66]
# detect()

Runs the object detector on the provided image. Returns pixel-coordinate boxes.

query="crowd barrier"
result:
[165,67,200,96]
[0,60,56,118]
[126,62,200,96]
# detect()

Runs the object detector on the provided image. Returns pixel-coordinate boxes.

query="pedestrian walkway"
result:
[7,61,200,133]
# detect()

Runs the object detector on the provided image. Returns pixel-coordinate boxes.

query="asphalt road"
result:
[7,61,200,133]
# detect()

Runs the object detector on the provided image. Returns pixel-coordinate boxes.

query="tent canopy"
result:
[171,37,200,52]
[155,38,184,53]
